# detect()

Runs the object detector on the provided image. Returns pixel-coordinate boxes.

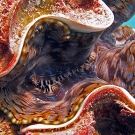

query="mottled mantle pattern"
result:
[0,0,135,135]
[101,0,135,45]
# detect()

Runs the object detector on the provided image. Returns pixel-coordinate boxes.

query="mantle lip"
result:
[20,84,135,133]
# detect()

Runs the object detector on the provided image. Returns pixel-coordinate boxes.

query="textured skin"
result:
[0,0,135,135]
[114,26,135,46]
[101,0,135,45]
[0,111,19,135]
[96,37,135,96]
[0,0,19,45]
[0,23,102,124]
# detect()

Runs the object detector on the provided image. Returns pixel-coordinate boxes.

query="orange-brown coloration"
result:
[114,26,135,46]
[0,43,16,76]
[21,85,135,134]
[0,122,14,135]
[96,39,135,95]
[0,54,16,77]
[0,114,17,135]
[0,0,135,134]
[23,111,96,135]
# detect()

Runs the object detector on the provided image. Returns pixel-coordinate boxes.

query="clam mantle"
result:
[0,0,135,135]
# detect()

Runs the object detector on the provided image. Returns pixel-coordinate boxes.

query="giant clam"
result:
[101,0,135,45]
[0,0,135,135]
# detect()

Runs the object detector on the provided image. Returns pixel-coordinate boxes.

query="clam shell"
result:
[0,0,114,78]
[20,85,135,134]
